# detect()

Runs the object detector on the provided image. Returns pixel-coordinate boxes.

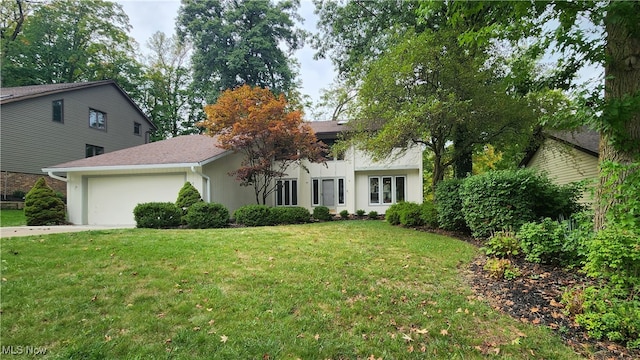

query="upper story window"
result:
[89,109,106,130]
[320,138,345,160]
[86,144,104,158]
[52,100,64,123]
[134,122,141,136]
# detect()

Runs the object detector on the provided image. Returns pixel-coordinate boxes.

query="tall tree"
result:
[1,0,142,94]
[142,31,197,141]
[423,1,640,230]
[200,85,326,204]
[177,0,305,102]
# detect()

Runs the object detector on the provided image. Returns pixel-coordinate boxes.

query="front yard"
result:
[0,221,582,359]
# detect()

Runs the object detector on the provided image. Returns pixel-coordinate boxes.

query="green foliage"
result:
[270,207,311,225]
[460,169,581,238]
[517,218,568,265]
[23,177,66,226]
[386,202,423,227]
[483,258,521,280]
[482,230,520,258]
[355,209,366,217]
[434,178,467,232]
[339,210,350,219]
[419,201,438,229]
[367,211,378,219]
[233,205,273,227]
[584,228,640,294]
[184,202,229,229]
[600,161,640,231]
[312,206,332,221]
[176,182,203,212]
[575,286,640,348]
[133,202,182,229]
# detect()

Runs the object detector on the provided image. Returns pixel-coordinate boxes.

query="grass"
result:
[0,221,583,359]
[0,210,26,227]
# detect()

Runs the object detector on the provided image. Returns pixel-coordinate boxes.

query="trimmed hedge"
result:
[176,182,203,212]
[386,202,423,227]
[234,205,273,227]
[185,202,229,229]
[434,178,467,232]
[24,177,66,226]
[312,206,332,221]
[459,169,581,238]
[420,201,438,228]
[271,206,311,225]
[133,202,182,228]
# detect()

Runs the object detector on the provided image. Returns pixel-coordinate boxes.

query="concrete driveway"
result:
[1,225,135,238]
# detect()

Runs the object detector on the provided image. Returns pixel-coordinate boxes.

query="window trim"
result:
[89,108,107,131]
[368,175,406,205]
[134,122,141,136]
[85,144,104,158]
[311,177,346,207]
[276,179,298,206]
[52,99,64,123]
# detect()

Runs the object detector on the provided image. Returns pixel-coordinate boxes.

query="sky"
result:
[115,0,336,118]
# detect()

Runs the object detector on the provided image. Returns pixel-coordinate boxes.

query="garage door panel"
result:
[88,174,185,225]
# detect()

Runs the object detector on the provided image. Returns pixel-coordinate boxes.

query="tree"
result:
[177,0,305,102]
[1,0,143,98]
[24,177,66,226]
[352,29,535,188]
[142,32,197,141]
[200,85,326,204]
[421,1,640,230]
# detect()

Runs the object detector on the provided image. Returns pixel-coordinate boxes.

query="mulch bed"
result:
[425,228,640,359]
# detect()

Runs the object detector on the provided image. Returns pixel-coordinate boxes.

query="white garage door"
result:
[87,174,186,225]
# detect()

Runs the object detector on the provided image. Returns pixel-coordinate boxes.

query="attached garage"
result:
[86,173,186,225]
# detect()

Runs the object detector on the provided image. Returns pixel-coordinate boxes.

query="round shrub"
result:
[517,218,566,264]
[234,204,273,226]
[271,206,311,225]
[419,201,438,228]
[176,182,203,212]
[460,169,580,238]
[339,210,350,219]
[313,206,332,221]
[385,202,407,225]
[24,177,66,226]
[434,178,467,232]
[133,202,182,228]
[386,202,423,227]
[368,210,378,219]
[184,202,229,229]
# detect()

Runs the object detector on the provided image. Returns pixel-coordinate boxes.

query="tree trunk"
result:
[453,124,473,179]
[594,9,640,230]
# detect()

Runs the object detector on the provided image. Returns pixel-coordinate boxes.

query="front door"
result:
[322,179,335,207]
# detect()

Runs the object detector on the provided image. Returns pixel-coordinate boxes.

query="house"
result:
[43,121,424,225]
[521,127,600,204]
[0,80,156,198]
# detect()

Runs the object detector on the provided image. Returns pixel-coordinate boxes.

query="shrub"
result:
[271,206,311,225]
[483,258,521,280]
[24,177,66,226]
[312,206,332,221]
[339,210,350,219]
[434,178,467,232]
[517,218,566,264]
[419,201,438,228]
[482,230,520,258]
[386,202,420,226]
[584,227,640,294]
[176,182,203,212]
[234,205,273,227]
[460,169,580,238]
[355,209,366,218]
[184,202,229,229]
[367,211,378,219]
[133,202,182,228]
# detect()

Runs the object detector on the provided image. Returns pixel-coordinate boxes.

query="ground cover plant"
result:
[0,210,26,227]
[0,222,582,359]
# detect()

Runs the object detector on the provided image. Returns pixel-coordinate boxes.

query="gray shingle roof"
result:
[550,127,599,155]
[45,134,227,171]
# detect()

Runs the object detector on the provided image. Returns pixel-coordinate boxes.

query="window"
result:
[86,144,104,158]
[134,122,141,135]
[52,100,63,123]
[369,176,406,205]
[276,179,297,206]
[89,109,106,130]
[313,178,345,206]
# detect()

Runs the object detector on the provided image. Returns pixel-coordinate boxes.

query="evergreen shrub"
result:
[24,177,66,226]
[271,206,311,225]
[419,201,438,228]
[234,205,273,226]
[184,202,229,229]
[339,210,350,219]
[368,210,378,219]
[386,202,423,227]
[133,202,182,228]
[176,182,203,213]
[312,206,332,221]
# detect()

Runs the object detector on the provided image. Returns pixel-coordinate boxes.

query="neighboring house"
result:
[522,127,600,205]
[0,80,156,197]
[43,121,424,225]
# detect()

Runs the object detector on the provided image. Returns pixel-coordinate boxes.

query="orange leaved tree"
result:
[201,85,326,204]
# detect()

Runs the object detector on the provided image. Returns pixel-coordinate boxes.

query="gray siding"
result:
[1,84,153,174]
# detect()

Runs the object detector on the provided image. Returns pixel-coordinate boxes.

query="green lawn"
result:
[0,221,583,359]
[0,209,26,227]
